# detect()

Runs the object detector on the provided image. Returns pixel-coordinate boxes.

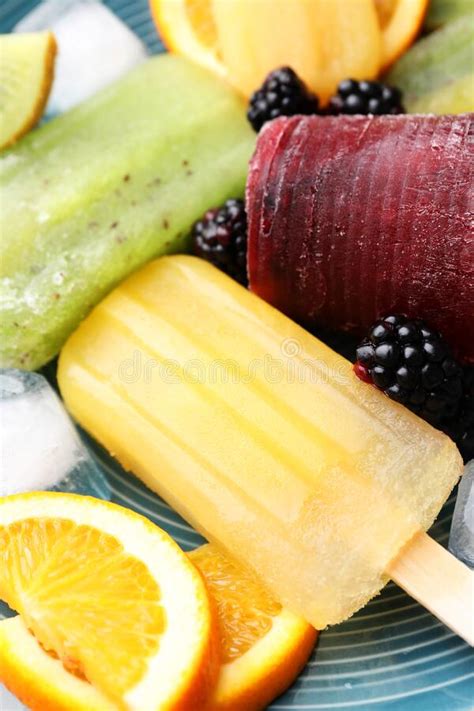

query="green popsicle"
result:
[425,0,473,31]
[386,18,474,113]
[0,54,255,370]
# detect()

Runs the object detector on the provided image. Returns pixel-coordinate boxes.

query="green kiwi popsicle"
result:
[0,54,254,370]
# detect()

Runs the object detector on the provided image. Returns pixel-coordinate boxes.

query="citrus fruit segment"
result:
[0,542,317,711]
[150,0,226,78]
[0,493,217,711]
[150,0,381,101]
[0,617,115,711]
[213,0,382,100]
[374,0,428,69]
[190,544,318,711]
[0,31,56,150]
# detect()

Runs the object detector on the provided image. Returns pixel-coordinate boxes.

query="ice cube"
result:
[15,0,147,115]
[449,460,474,569]
[0,369,109,499]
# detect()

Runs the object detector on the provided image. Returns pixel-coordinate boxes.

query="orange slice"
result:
[0,618,116,711]
[150,0,226,79]
[150,0,382,101]
[374,0,429,70]
[190,544,317,711]
[0,31,56,150]
[0,493,217,711]
[0,509,316,711]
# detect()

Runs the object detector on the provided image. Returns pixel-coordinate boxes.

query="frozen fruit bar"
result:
[0,55,254,370]
[246,114,473,362]
[58,256,462,628]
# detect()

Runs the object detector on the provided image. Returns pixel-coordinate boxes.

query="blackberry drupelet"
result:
[328,79,404,115]
[354,315,465,427]
[247,66,319,132]
[192,198,248,285]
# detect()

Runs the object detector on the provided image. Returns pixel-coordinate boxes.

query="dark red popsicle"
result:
[247,114,474,362]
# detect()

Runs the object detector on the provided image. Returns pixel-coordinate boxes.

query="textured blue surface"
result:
[2,1,473,709]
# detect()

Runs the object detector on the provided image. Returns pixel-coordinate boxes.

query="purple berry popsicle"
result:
[247,113,473,363]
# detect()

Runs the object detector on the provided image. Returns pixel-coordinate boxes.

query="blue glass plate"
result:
[2,2,473,709]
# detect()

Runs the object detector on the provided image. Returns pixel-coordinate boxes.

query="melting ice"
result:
[15,0,147,115]
[0,369,109,498]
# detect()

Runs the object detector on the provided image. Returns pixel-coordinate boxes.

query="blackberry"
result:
[191,199,248,285]
[247,66,319,132]
[355,315,465,427]
[328,79,404,116]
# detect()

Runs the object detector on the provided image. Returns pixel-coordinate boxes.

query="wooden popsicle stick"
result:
[387,531,474,646]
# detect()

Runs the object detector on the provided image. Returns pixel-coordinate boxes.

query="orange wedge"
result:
[190,544,317,711]
[374,0,429,70]
[151,0,382,100]
[150,0,226,79]
[152,0,427,99]
[0,493,217,711]
[0,618,116,711]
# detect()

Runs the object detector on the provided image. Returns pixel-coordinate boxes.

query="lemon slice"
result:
[0,493,217,711]
[0,32,57,150]
[190,544,317,711]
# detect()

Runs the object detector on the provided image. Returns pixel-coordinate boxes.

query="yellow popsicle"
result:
[58,256,462,629]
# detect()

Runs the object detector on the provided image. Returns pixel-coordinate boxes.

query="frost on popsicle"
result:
[0,55,255,370]
[15,0,147,115]
[0,369,109,499]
